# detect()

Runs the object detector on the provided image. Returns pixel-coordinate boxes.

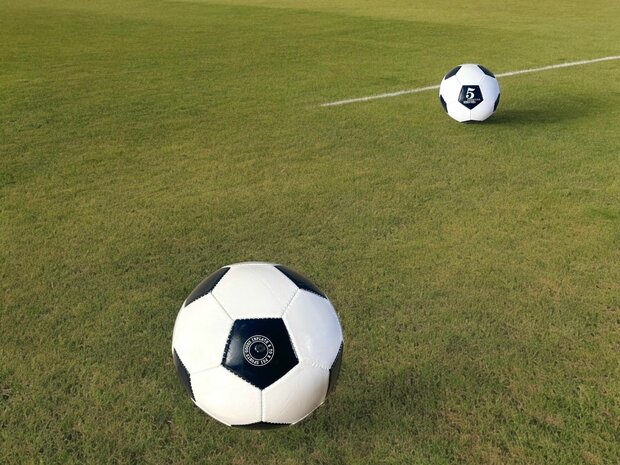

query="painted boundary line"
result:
[320,55,620,107]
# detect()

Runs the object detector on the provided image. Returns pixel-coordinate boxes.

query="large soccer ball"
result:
[171,262,344,428]
[439,64,500,122]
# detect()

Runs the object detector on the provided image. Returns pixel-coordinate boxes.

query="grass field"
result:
[2,0,620,463]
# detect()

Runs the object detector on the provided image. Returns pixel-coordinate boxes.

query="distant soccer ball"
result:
[439,64,500,122]
[171,262,344,428]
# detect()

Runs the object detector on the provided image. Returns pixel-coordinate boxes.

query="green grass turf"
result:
[1,0,620,463]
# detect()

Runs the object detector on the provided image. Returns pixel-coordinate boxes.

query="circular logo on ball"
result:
[243,335,275,366]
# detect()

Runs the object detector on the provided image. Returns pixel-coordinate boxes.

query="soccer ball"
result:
[171,262,344,428]
[439,64,500,122]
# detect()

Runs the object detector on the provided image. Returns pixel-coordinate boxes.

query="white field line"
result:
[320,55,620,107]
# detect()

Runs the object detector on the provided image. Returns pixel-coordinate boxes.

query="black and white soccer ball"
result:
[171,262,344,428]
[439,64,500,122]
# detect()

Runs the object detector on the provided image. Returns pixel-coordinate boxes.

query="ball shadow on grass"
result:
[485,90,607,126]
[307,363,444,460]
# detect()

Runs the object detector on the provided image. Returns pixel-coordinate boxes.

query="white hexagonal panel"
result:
[283,290,343,369]
[455,64,485,86]
[481,74,500,99]
[212,263,298,319]
[262,364,329,424]
[172,293,233,373]
[448,102,471,122]
[440,77,470,122]
[471,74,500,121]
[470,97,494,121]
[439,75,461,103]
[191,365,262,426]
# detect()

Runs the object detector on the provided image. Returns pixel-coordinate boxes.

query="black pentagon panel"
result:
[439,95,448,113]
[173,349,194,401]
[185,267,230,306]
[234,422,289,430]
[275,265,326,299]
[458,85,483,109]
[493,93,501,112]
[444,65,461,80]
[477,64,495,77]
[327,342,343,396]
[223,318,298,390]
